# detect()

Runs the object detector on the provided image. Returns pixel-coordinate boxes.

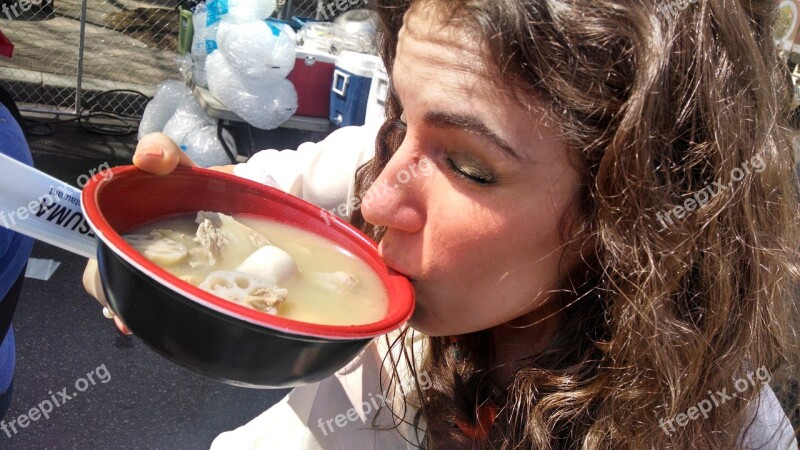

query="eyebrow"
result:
[422,111,523,160]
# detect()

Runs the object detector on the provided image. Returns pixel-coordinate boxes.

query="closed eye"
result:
[446,157,496,185]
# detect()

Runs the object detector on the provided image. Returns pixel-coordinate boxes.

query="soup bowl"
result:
[81,166,414,388]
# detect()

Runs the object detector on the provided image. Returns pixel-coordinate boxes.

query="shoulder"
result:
[211,334,425,450]
[308,122,380,154]
[741,384,798,450]
[232,124,378,205]
[245,123,378,168]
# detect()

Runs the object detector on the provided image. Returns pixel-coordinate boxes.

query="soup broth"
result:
[124,212,388,326]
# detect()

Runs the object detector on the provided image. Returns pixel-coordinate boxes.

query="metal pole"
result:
[75,0,88,116]
[282,0,293,19]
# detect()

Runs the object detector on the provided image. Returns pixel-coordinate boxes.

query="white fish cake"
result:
[236,245,298,285]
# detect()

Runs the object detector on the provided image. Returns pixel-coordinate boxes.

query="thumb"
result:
[133,132,198,175]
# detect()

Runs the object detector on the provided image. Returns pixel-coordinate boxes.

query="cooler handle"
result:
[375,77,389,106]
[332,69,350,97]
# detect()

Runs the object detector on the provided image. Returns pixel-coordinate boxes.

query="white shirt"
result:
[213,125,798,450]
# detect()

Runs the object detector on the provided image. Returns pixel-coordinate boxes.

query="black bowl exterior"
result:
[98,242,372,389]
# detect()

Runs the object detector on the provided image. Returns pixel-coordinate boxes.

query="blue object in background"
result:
[0,102,34,418]
[0,102,33,302]
[329,52,381,128]
[329,67,372,127]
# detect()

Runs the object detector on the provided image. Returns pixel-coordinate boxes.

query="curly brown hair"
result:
[349,0,800,448]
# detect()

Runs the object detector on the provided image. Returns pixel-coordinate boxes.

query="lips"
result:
[385,260,414,280]
[378,246,414,280]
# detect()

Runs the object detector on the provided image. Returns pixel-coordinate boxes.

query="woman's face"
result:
[361,6,581,337]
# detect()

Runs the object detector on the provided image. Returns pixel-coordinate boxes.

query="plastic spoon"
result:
[0,152,97,259]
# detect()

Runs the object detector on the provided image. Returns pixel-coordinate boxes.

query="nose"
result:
[360,144,427,233]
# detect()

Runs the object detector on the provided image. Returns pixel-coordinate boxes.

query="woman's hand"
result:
[82,259,131,334]
[82,133,236,334]
[132,132,236,174]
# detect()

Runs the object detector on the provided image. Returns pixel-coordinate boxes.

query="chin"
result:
[407,310,475,337]
[407,307,446,337]
[406,290,489,336]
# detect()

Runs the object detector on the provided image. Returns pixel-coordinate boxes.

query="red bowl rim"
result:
[81,165,414,340]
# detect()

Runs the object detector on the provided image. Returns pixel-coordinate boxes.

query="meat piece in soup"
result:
[193,211,273,267]
[124,234,188,266]
[122,212,389,325]
[307,271,359,292]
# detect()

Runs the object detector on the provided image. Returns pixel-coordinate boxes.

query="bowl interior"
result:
[81,165,414,339]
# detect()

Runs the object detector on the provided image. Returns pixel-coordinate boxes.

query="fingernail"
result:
[113,315,132,336]
[137,147,164,159]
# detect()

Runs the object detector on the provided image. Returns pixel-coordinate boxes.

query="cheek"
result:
[425,183,568,279]
[412,197,569,334]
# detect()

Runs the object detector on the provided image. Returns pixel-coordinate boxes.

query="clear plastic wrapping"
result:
[298,22,375,55]
[206,0,276,25]
[161,96,215,146]
[137,80,193,140]
[216,20,296,82]
[206,51,298,130]
[182,125,235,167]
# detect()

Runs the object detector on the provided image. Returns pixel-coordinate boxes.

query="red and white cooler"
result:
[287,47,337,118]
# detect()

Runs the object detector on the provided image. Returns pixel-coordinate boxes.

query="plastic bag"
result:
[192,4,220,61]
[138,80,193,140]
[191,4,209,59]
[182,125,234,167]
[192,55,208,88]
[206,51,297,130]
[190,4,215,88]
[206,0,276,25]
[298,22,374,55]
[176,54,193,81]
[161,96,215,146]
[216,20,296,82]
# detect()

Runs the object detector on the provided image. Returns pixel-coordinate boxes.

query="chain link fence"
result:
[284,0,316,19]
[0,0,183,116]
[279,0,364,20]
[0,0,363,116]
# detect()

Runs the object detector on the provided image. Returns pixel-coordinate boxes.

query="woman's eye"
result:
[446,157,496,185]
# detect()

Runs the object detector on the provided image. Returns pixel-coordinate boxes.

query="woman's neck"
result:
[490,300,563,387]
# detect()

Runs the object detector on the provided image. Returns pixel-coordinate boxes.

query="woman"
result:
[86,0,800,448]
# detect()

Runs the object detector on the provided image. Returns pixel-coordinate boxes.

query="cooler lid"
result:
[335,51,383,78]
[295,46,338,64]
